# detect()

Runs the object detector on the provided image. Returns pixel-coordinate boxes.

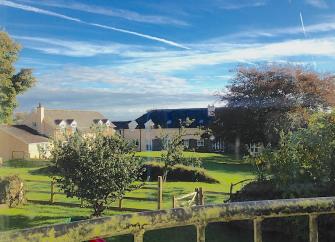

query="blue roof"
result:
[135,108,212,129]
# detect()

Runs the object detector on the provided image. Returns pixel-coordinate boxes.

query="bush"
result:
[0,175,25,207]
[142,161,219,183]
[231,180,335,242]
[49,129,143,216]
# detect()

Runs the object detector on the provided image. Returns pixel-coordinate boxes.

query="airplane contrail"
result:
[0,0,190,50]
[300,11,307,37]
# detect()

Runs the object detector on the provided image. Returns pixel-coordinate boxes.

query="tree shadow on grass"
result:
[0,215,70,231]
[202,157,255,175]
[3,160,51,168]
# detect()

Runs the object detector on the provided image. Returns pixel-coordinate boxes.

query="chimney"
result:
[36,103,45,134]
[208,105,215,117]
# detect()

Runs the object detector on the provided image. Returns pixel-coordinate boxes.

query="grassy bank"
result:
[0,152,255,234]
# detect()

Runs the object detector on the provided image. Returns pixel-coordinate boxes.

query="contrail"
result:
[300,11,317,68]
[89,23,190,49]
[300,11,307,37]
[0,0,189,49]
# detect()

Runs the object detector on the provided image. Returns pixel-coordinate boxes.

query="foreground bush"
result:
[48,128,144,216]
[0,175,25,207]
[236,111,335,241]
[142,161,219,183]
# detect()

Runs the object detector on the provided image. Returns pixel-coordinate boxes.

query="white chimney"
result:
[208,105,215,117]
[36,103,45,134]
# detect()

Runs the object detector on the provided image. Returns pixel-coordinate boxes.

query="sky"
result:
[1,0,335,120]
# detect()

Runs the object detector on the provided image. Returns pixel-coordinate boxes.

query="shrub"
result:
[142,161,219,183]
[248,111,335,189]
[49,128,144,216]
[0,175,25,207]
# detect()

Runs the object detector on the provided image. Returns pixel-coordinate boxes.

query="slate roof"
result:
[44,109,106,131]
[0,125,49,144]
[134,108,212,129]
[112,121,131,130]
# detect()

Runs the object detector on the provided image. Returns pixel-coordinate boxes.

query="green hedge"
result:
[142,161,219,183]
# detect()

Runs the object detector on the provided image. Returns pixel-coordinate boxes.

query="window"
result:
[197,139,205,147]
[249,143,263,156]
[183,139,189,148]
[146,139,152,151]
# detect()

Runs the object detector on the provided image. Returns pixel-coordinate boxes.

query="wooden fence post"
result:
[157,176,163,210]
[118,198,123,209]
[198,187,204,205]
[50,181,55,204]
[229,183,234,199]
[172,196,176,208]
[80,198,84,207]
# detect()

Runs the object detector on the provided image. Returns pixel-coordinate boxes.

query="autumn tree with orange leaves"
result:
[213,64,335,157]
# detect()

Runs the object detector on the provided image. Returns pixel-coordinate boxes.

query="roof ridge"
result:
[45,109,101,113]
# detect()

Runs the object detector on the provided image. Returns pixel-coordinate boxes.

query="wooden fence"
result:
[24,176,251,212]
[24,176,163,212]
[172,187,204,208]
[2,196,335,242]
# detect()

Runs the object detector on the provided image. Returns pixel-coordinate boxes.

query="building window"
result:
[249,143,263,156]
[146,139,152,151]
[183,139,189,148]
[197,139,205,147]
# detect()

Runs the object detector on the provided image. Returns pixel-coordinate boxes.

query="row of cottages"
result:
[0,104,114,161]
[112,107,224,152]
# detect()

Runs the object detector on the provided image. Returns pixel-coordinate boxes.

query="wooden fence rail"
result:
[2,196,335,242]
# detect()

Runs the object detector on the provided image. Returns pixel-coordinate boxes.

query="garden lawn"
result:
[0,152,255,232]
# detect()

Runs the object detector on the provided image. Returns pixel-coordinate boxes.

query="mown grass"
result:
[0,152,256,241]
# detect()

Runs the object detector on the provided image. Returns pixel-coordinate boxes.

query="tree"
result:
[214,64,335,156]
[253,111,335,188]
[159,120,201,181]
[0,31,36,124]
[49,129,143,216]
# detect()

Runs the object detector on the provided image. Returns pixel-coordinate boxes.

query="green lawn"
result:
[0,152,256,241]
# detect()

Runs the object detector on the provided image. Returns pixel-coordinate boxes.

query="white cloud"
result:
[0,0,189,49]
[17,86,214,120]
[209,16,335,41]
[218,0,267,9]
[113,37,335,73]
[14,35,143,57]
[17,0,188,26]
[0,0,82,22]
[305,0,328,8]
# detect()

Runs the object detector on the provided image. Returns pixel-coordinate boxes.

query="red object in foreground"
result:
[89,238,106,242]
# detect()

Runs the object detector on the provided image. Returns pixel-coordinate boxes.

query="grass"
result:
[0,152,257,241]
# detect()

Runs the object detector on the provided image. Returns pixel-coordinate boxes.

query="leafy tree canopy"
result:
[214,64,335,145]
[48,129,144,216]
[0,31,36,124]
[253,110,335,189]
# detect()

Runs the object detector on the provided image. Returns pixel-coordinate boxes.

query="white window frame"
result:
[249,143,263,156]
[146,139,153,151]
[183,139,190,148]
[197,139,205,147]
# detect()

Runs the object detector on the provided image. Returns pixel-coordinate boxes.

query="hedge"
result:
[142,161,219,183]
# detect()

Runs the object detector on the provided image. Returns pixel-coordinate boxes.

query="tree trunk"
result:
[234,135,241,160]
[162,169,169,182]
[92,201,105,217]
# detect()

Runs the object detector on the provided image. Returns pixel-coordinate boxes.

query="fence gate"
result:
[172,187,204,208]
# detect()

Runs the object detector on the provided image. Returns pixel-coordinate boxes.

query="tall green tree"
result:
[0,31,36,123]
[49,129,144,217]
[159,119,201,182]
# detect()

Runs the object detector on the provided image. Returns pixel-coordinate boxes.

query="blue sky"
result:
[1,0,335,120]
